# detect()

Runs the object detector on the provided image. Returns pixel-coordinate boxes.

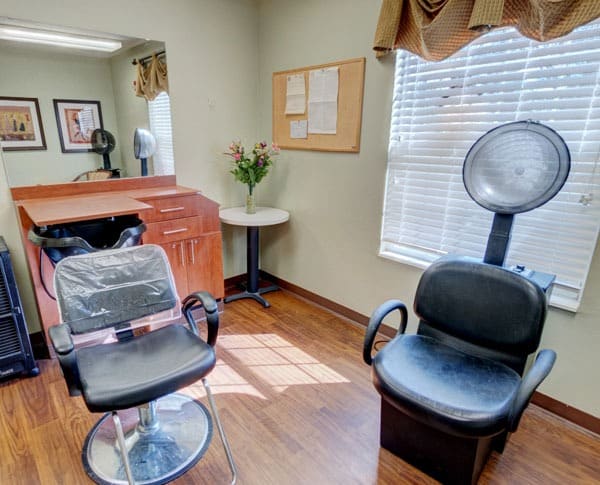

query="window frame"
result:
[380,23,600,312]
[147,91,175,176]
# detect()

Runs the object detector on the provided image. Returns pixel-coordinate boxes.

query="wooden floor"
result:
[1,290,599,484]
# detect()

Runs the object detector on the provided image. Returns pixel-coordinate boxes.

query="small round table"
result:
[219,206,290,307]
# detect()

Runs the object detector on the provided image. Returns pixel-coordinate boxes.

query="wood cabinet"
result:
[11,176,224,350]
[159,234,223,298]
[140,193,224,300]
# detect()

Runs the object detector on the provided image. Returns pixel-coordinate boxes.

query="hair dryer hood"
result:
[91,129,116,155]
[134,128,157,159]
[91,129,116,170]
[462,120,571,267]
[463,120,570,215]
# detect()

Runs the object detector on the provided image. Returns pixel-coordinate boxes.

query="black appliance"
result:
[463,120,571,292]
[91,128,120,177]
[0,236,38,379]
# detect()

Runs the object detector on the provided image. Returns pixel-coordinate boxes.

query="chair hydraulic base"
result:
[83,393,212,485]
[380,399,496,485]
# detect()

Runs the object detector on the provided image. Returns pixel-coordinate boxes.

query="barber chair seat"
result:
[49,244,237,485]
[363,256,556,485]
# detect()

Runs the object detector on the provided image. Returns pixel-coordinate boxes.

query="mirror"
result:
[0,17,173,187]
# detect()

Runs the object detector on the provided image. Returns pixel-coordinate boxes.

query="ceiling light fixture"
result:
[0,26,122,52]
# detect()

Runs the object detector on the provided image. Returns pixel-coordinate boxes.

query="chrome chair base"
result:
[82,393,212,485]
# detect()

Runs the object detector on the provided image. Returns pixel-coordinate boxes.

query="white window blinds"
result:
[148,91,174,175]
[381,21,600,312]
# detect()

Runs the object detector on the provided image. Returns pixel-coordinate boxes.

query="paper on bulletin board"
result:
[290,120,308,139]
[308,67,338,134]
[285,74,306,114]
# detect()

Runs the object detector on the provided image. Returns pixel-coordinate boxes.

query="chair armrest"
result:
[363,299,408,365]
[182,291,219,347]
[49,323,74,355]
[508,349,556,431]
[48,324,81,396]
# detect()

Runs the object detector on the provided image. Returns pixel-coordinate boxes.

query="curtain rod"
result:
[132,50,166,66]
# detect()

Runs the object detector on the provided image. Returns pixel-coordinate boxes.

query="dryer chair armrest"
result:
[363,299,408,365]
[508,349,556,431]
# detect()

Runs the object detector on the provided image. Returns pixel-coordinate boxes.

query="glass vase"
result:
[245,188,256,214]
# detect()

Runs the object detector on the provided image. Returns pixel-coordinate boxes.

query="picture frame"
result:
[53,99,103,153]
[0,96,47,151]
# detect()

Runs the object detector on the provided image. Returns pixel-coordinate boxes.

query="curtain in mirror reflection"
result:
[135,53,168,101]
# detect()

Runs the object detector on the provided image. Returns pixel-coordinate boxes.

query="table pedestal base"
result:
[220,207,290,308]
[224,284,280,308]
[224,226,281,307]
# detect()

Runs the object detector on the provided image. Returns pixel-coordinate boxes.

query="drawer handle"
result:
[163,228,189,235]
[159,206,185,213]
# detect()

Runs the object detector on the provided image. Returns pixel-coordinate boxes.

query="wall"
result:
[256,0,600,417]
[0,46,123,185]
[0,0,259,333]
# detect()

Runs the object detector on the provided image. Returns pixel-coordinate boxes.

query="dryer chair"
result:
[49,244,237,485]
[363,256,556,485]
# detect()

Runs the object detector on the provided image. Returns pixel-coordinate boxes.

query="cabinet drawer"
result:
[141,195,200,222]
[143,216,204,244]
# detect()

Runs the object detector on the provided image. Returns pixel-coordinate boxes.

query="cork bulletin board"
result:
[272,57,365,152]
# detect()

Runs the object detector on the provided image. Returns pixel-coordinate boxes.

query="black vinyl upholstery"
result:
[414,256,547,356]
[364,256,556,484]
[77,325,216,413]
[48,245,220,413]
[373,334,520,437]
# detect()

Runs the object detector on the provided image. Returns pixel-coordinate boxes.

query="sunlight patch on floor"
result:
[181,359,267,400]
[219,333,350,392]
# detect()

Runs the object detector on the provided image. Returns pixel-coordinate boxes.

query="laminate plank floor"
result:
[1,290,599,484]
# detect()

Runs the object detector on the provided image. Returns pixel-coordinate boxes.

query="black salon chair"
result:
[49,244,237,484]
[363,256,556,485]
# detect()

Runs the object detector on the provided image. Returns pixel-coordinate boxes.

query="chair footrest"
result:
[83,393,213,484]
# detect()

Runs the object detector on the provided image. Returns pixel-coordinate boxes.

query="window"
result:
[381,21,600,312]
[148,91,174,175]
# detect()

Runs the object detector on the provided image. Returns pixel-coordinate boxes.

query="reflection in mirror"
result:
[0,17,174,187]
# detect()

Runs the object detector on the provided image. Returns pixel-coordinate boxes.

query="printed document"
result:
[308,67,338,134]
[285,74,306,115]
[290,120,308,139]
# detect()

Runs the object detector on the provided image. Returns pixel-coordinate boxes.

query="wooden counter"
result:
[20,194,153,226]
[11,175,224,352]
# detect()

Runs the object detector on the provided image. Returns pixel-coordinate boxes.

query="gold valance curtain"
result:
[135,53,169,101]
[374,0,600,61]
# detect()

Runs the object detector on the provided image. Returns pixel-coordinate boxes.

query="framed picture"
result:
[0,96,47,151]
[53,99,103,153]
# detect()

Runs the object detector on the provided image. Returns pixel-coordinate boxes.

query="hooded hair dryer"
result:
[133,128,157,176]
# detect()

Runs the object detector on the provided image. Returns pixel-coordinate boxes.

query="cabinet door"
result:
[159,241,189,298]
[185,233,224,299]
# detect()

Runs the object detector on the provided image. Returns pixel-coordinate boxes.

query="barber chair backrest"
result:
[414,256,548,373]
[54,244,177,334]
